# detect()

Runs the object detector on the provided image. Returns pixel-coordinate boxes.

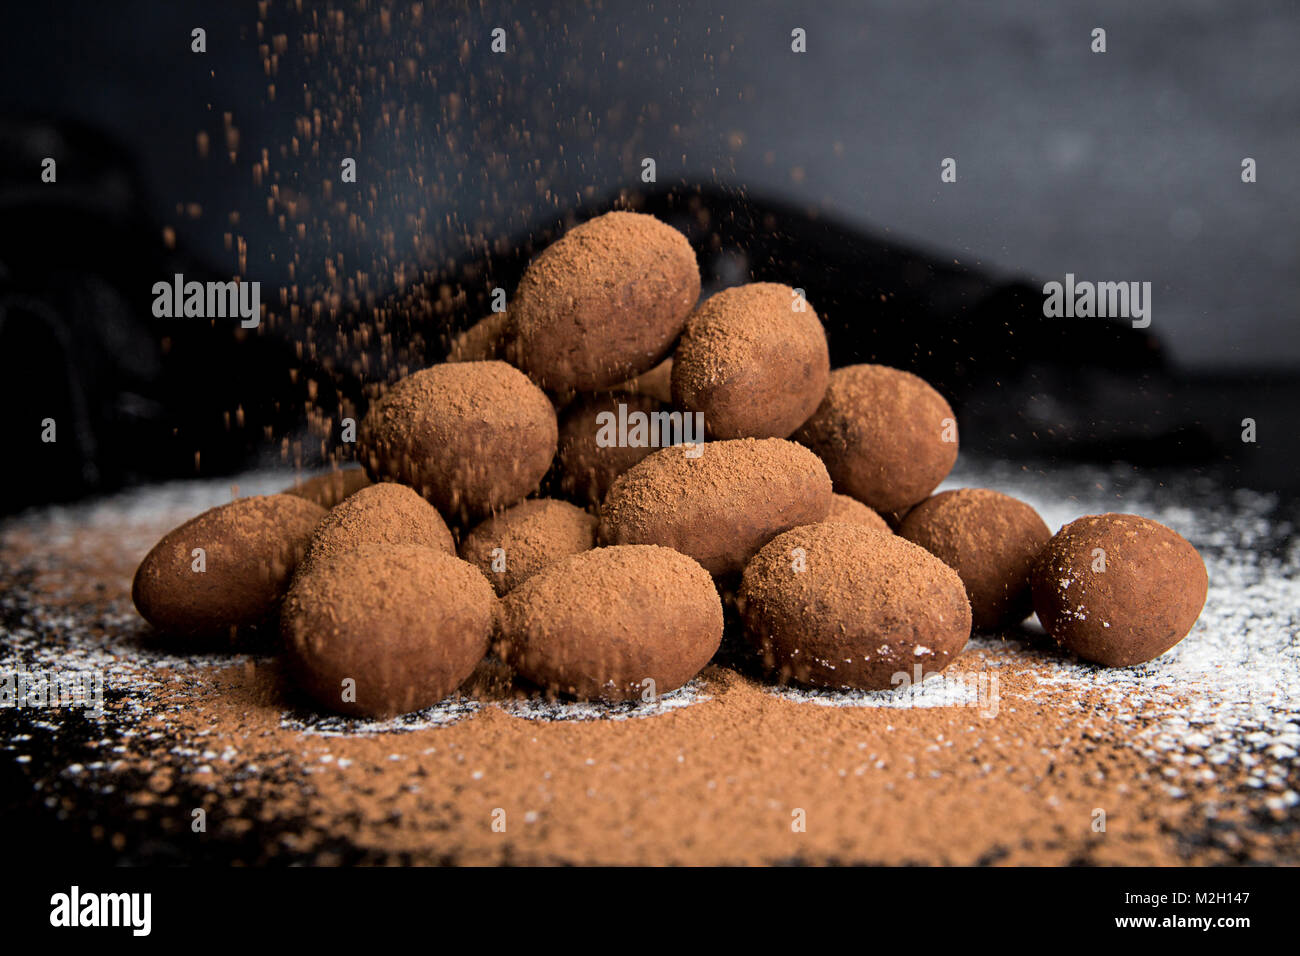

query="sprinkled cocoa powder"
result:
[459,498,597,595]
[2,466,1297,865]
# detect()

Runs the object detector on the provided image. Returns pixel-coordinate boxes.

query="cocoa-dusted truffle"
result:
[1031,514,1207,667]
[615,357,674,404]
[133,494,325,638]
[499,545,723,701]
[826,493,891,534]
[303,482,454,569]
[510,211,700,391]
[599,438,833,577]
[739,522,971,690]
[447,312,515,363]
[555,392,667,506]
[900,488,1050,630]
[282,545,495,718]
[793,364,958,513]
[672,283,829,439]
[359,360,557,521]
[460,498,597,595]
[284,466,371,509]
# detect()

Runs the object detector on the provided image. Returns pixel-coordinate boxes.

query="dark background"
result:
[2,0,1297,510]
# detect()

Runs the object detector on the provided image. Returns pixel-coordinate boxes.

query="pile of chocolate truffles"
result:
[132,211,1209,718]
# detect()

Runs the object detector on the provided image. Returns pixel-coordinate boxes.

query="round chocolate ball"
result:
[460,498,597,595]
[284,466,371,510]
[303,482,454,569]
[899,488,1051,630]
[599,437,833,577]
[359,360,557,521]
[826,493,891,534]
[510,211,700,391]
[447,311,515,364]
[133,494,325,638]
[739,522,971,690]
[793,364,958,513]
[1031,513,1207,667]
[555,392,667,506]
[282,545,495,718]
[615,357,674,404]
[671,283,830,439]
[499,545,723,701]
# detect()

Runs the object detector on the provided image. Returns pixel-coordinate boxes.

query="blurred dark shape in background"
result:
[0,118,339,510]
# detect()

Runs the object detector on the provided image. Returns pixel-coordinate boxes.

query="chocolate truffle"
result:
[900,488,1051,630]
[359,360,557,521]
[284,466,371,509]
[133,494,325,637]
[615,357,674,404]
[555,392,668,506]
[510,211,701,391]
[1031,513,1207,667]
[672,283,829,439]
[793,364,958,513]
[447,311,515,364]
[460,498,597,595]
[303,482,455,569]
[599,438,833,577]
[826,493,891,534]
[282,545,495,718]
[499,545,723,701]
[739,522,971,690]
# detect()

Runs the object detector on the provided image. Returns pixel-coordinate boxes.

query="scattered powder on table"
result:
[2,463,1296,864]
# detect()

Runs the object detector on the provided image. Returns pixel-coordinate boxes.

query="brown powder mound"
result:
[794,364,958,513]
[499,545,723,701]
[555,392,667,506]
[447,312,515,363]
[1032,514,1208,667]
[303,482,455,569]
[615,356,674,403]
[739,522,971,690]
[672,283,830,439]
[600,438,832,577]
[826,492,891,533]
[900,488,1051,630]
[510,211,701,391]
[359,360,557,522]
[284,467,372,509]
[132,494,325,638]
[282,545,496,718]
[460,498,597,595]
